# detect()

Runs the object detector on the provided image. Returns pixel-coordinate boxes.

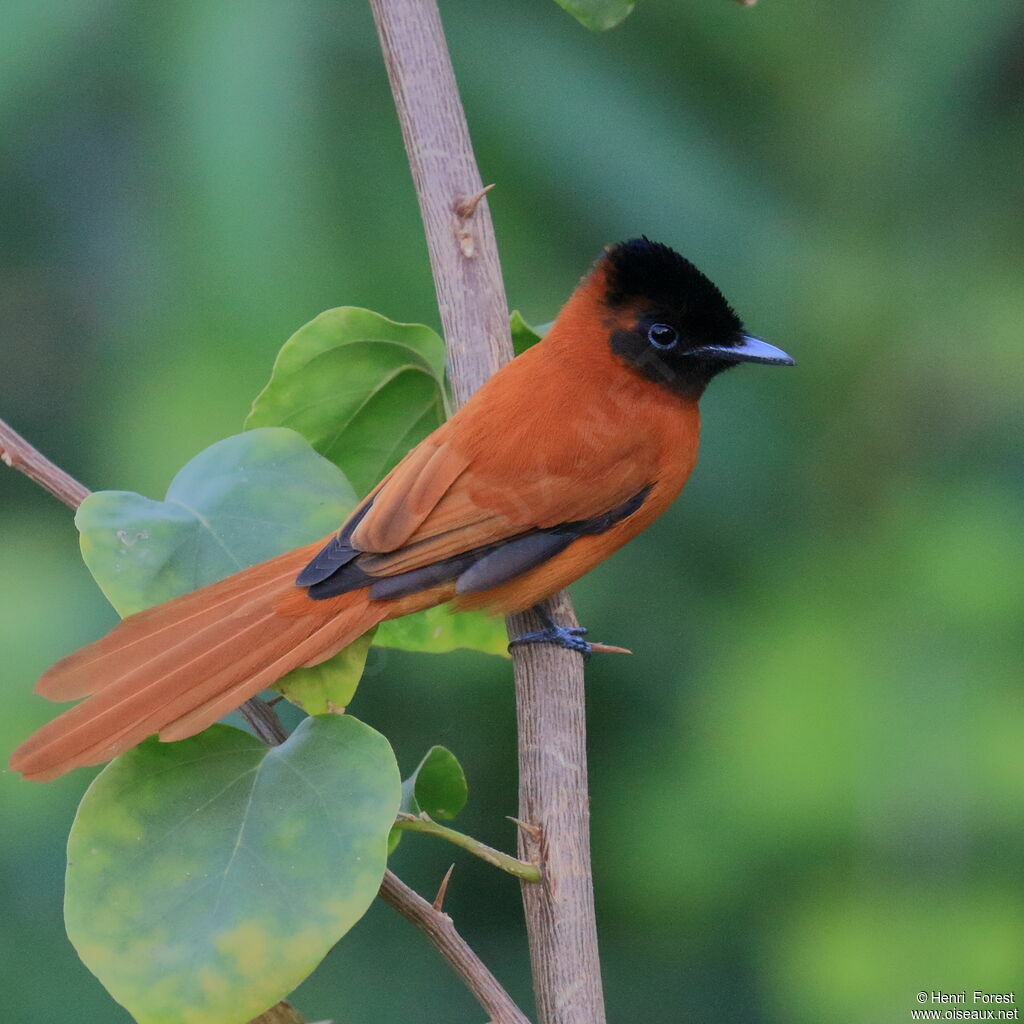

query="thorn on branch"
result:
[377,869,531,1024]
[433,864,455,911]
[454,183,495,220]
[454,184,496,259]
[507,816,542,840]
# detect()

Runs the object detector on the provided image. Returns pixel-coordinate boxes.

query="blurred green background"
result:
[3,0,1023,1020]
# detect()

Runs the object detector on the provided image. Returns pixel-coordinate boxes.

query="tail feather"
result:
[19,608,284,775]
[10,543,385,782]
[56,615,318,777]
[158,606,381,742]
[36,543,319,700]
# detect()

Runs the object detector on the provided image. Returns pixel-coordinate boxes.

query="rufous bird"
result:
[10,238,794,781]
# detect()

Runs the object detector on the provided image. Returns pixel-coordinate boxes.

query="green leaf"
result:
[245,307,448,496]
[75,427,366,710]
[77,426,505,669]
[390,744,468,853]
[273,628,375,714]
[375,604,509,658]
[242,309,509,658]
[400,745,468,820]
[76,428,357,616]
[510,309,544,356]
[553,0,635,31]
[65,715,401,1024]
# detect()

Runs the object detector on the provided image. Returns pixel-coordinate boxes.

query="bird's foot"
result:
[509,622,593,660]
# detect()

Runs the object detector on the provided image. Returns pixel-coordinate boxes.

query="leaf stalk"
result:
[394,813,542,883]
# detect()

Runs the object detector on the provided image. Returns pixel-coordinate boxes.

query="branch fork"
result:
[394,811,541,883]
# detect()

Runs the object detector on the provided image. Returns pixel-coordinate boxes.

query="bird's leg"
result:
[508,605,593,660]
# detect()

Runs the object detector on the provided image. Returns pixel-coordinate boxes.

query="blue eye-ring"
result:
[647,323,678,349]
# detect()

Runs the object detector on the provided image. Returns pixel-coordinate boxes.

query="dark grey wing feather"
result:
[454,533,576,595]
[302,487,651,602]
[295,503,372,586]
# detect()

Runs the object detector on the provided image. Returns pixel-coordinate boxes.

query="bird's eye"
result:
[647,323,678,350]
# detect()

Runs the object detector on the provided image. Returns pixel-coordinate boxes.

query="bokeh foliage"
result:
[2,0,1023,1021]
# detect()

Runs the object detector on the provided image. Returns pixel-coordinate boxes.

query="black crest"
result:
[602,237,743,339]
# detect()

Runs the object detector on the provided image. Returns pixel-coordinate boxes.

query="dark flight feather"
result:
[455,532,576,595]
[302,488,651,603]
[294,502,372,586]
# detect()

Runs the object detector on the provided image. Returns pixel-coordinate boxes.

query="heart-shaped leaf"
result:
[75,427,370,710]
[76,428,356,616]
[245,307,448,497]
[553,0,635,31]
[65,715,401,1024]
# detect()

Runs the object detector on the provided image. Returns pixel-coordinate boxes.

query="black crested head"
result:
[599,237,793,398]
[603,237,742,338]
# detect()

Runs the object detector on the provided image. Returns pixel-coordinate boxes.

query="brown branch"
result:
[368,2,606,1022]
[0,417,91,509]
[379,870,531,1024]
[238,696,290,745]
[249,1003,307,1024]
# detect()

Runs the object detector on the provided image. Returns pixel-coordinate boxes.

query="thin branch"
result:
[238,696,290,745]
[0,417,91,509]
[368,2,607,1022]
[393,813,541,883]
[379,870,531,1024]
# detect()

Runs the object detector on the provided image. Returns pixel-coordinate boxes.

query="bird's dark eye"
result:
[647,323,678,350]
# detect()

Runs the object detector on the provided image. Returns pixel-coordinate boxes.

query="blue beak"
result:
[688,335,796,366]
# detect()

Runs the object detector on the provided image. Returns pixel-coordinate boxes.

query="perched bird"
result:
[10,238,793,781]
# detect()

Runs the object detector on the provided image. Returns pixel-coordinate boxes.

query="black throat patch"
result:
[609,327,734,399]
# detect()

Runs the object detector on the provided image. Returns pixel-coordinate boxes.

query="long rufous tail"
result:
[9,540,385,782]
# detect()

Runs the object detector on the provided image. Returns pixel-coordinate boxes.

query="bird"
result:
[9,238,794,781]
